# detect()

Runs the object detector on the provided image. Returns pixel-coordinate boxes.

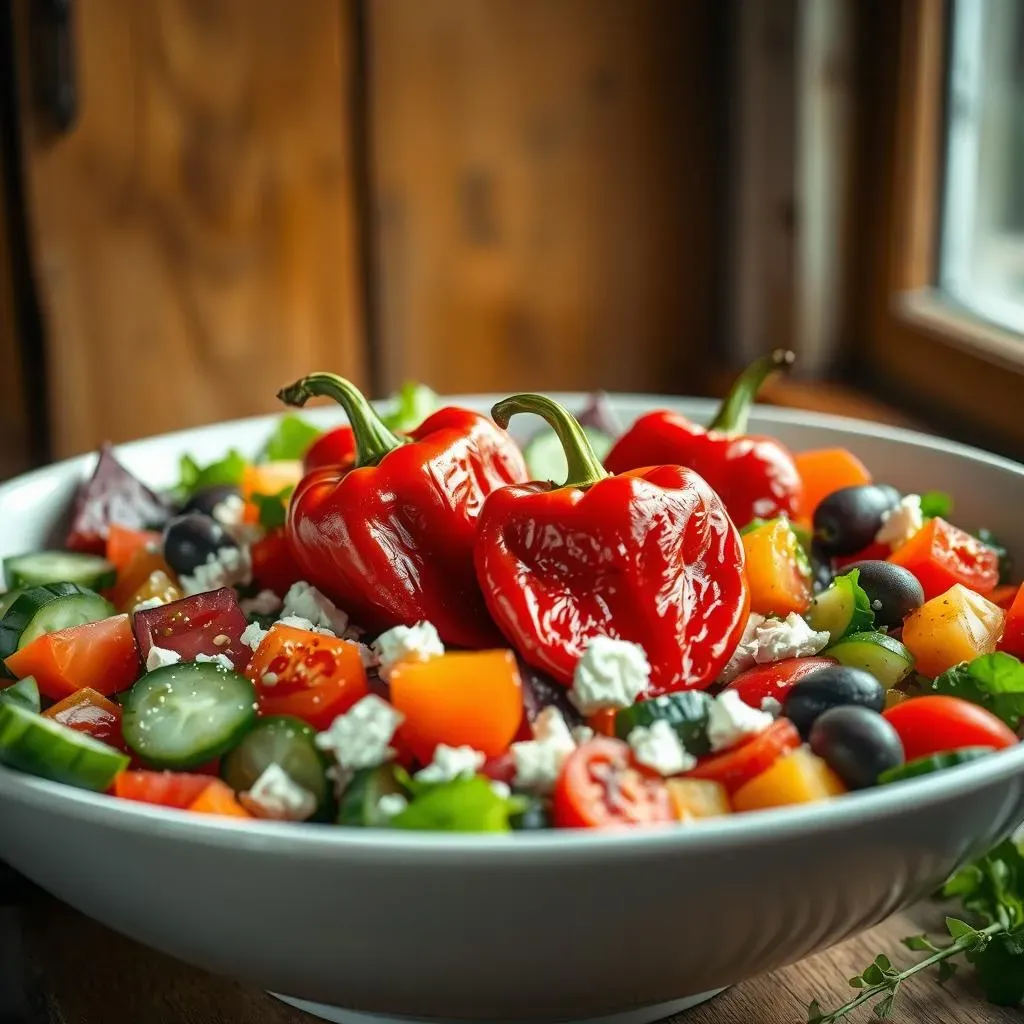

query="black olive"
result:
[810,540,835,594]
[162,512,239,578]
[813,484,902,556]
[510,799,553,831]
[782,665,885,738]
[842,559,925,629]
[181,485,242,518]
[809,705,905,789]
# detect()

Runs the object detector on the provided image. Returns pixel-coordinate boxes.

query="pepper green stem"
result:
[492,393,609,489]
[708,349,796,435]
[277,373,402,468]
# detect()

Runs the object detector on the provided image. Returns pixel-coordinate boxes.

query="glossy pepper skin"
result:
[475,394,749,695]
[604,350,803,528]
[279,373,528,649]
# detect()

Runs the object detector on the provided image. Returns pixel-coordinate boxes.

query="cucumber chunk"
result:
[0,677,41,714]
[614,691,713,756]
[3,551,117,591]
[0,701,129,791]
[878,747,994,785]
[0,588,23,621]
[825,631,915,690]
[806,569,874,644]
[0,583,115,662]
[221,715,330,816]
[337,763,407,827]
[122,661,257,769]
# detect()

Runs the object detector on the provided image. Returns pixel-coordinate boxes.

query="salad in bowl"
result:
[0,352,1022,835]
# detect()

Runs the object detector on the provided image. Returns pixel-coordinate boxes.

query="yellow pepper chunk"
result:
[741,519,812,617]
[901,583,1004,678]
[732,748,846,812]
[666,779,731,821]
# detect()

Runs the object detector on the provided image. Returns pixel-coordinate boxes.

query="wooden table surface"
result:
[2,877,1018,1024]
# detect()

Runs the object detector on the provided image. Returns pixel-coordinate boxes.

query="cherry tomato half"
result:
[888,517,999,600]
[882,695,1017,762]
[686,718,802,795]
[553,737,675,829]
[726,656,838,709]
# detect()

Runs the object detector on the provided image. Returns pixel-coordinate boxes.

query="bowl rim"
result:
[2,392,1023,859]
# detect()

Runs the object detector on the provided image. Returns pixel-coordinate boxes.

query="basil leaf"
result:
[174,449,248,501]
[261,415,322,463]
[382,382,440,434]
[976,527,1015,585]
[933,652,1024,730]
[390,775,525,833]
[844,568,876,636]
[919,490,953,519]
[251,487,295,531]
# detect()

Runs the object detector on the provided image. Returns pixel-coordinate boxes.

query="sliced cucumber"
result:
[825,631,915,690]
[0,588,23,620]
[0,583,115,662]
[122,661,257,769]
[614,691,712,756]
[3,551,117,591]
[0,701,129,791]
[806,569,874,644]
[221,715,330,816]
[878,747,994,785]
[0,677,41,714]
[337,763,407,827]
[523,427,614,485]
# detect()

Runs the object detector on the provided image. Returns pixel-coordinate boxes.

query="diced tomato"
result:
[250,529,304,597]
[553,737,675,828]
[834,541,890,570]
[114,770,214,808]
[248,624,368,731]
[988,584,1020,610]
[741,519,812,617]
[686,718,802,795]
[106,525,162,574]
[110,547,176,610]
[124,570,182,612]
[42,687,125,750]
[187,779,251,818]
[998,585,1024,658]
[889,517,999,600]
[133,588,250,670]
[883,695,1017,761]
[389,650,524,761]
[794,448,872,522]
[5,614,140,700]
[587,708,618,737]
[726,656,838,708]
[303,425,356,474]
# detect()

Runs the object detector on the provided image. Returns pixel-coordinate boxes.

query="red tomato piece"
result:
[4,614,140,700]
[888,517,999,600]
[552,737,675,829]
[132,588,250,671]
[883,695,1017,762]
[303,425,356,474]
[114,770,214,808]
[686,718,802,795]
[42,687,125,750]
[834,541,890,570]
[726,656,838,709]
[250,529,304,597]
[989,584,1020,611]
[247,624,369,731]
[106,524,162,575]
[998,585,1024,658]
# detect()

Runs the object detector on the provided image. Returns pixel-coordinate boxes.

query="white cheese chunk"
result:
[377,793,409,818]
[315,695,404,771]
[415,744,485,783]
[875,494,924,549]
[719,613,767,682]
[627,720,696,776]
[760,696,784,718]
[132,596,167,613]
[194,652,235,670]
[277,614,336,637]
[146,645,181,672]
[240,589,283,616]
[240,763,317,821]
[372,621,444,681]
[511,707,578,794]
[180,545,253,597]
[752,613,830,664]
[570,636,650,715]
[707,689,775,753]
[240,621,269,651]
[282,581,350,636]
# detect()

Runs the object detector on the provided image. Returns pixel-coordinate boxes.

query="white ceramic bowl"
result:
[2,394,1024,1024]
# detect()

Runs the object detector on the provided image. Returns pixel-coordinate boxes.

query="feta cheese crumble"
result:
[570,636,650,715]
[278,614,336,637]
[282,581,350,636]
[240,621,268,651]
[377,793,409,818]
[372,621,444,681]
[180,545,253,596]
[875,494,924,549]
[719,612,829,682]
[240,763,317,821]
[719,613,766,682]
[760,696,783,718]
[315,695,404,771]
[490,781,512,800]
[511,707,578,794]
[415,744,485,783]
[627,720,696,776]
[194,652,235,670]
[240,590,283,617]
[146,646,181,672]
[132,596,167,613]
[212,494,265,546]
[707,689,775,753]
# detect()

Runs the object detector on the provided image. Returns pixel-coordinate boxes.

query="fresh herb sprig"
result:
[809,837,1024,1021]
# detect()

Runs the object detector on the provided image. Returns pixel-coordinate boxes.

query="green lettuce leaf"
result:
[174,449,248,501]
[251,487,295,531]
[390,774,525,833]
[260,415,322,463]
[919,490,953,519]
[932,652,1024,730]
[381,382,440,433]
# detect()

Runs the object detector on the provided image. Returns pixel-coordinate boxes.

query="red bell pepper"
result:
[474,394,749,695]
[279,373,528,648]
[604,350,803,527]
[303,425,357,474]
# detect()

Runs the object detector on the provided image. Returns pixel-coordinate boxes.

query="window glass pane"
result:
[941,0,1024,333]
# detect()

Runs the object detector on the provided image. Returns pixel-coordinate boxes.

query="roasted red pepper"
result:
[475,394,749,695]
[279,373,528,648]
[604,350,802,527]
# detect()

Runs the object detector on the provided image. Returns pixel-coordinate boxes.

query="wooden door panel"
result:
[367,0,719,398]
[12,0,366,458]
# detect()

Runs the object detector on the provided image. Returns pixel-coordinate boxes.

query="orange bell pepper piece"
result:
[793,448,872,523]
[902,584,1004,677]
[732,747,845,812]
[741,519,812,617]
[188,779,251,818]
[106,524,162,575]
